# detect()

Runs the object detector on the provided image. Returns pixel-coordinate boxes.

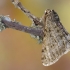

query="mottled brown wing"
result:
[41,9,70,66]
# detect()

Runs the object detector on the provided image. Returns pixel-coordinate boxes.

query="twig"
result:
[0,15,43,38]
[11,0,43,26]
[0,0,44,42]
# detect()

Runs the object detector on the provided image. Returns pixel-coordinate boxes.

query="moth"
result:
[41,9,70,66]
[31,9,70,66]
[1,0,70,66]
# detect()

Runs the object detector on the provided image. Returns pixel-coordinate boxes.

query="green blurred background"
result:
[0,0,70,70]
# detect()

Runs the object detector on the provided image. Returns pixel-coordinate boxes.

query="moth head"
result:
[44,9,60,22]
[45,9,52,15]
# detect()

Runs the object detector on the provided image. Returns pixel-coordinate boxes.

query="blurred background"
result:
[0,0,70,70]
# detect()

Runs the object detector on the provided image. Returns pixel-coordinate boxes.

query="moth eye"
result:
[51,10,54,12]
[45,10,48,15]
[52,10,57,14]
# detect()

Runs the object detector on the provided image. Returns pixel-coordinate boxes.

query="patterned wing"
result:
[41,9,70,66]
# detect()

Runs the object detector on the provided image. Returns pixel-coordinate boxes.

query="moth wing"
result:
[42,34,70,66]
[41,25,70,66]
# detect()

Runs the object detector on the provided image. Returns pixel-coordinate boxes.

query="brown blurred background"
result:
[0,0,70,70]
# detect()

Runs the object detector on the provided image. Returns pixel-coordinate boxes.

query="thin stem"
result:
[11,0,43,26]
